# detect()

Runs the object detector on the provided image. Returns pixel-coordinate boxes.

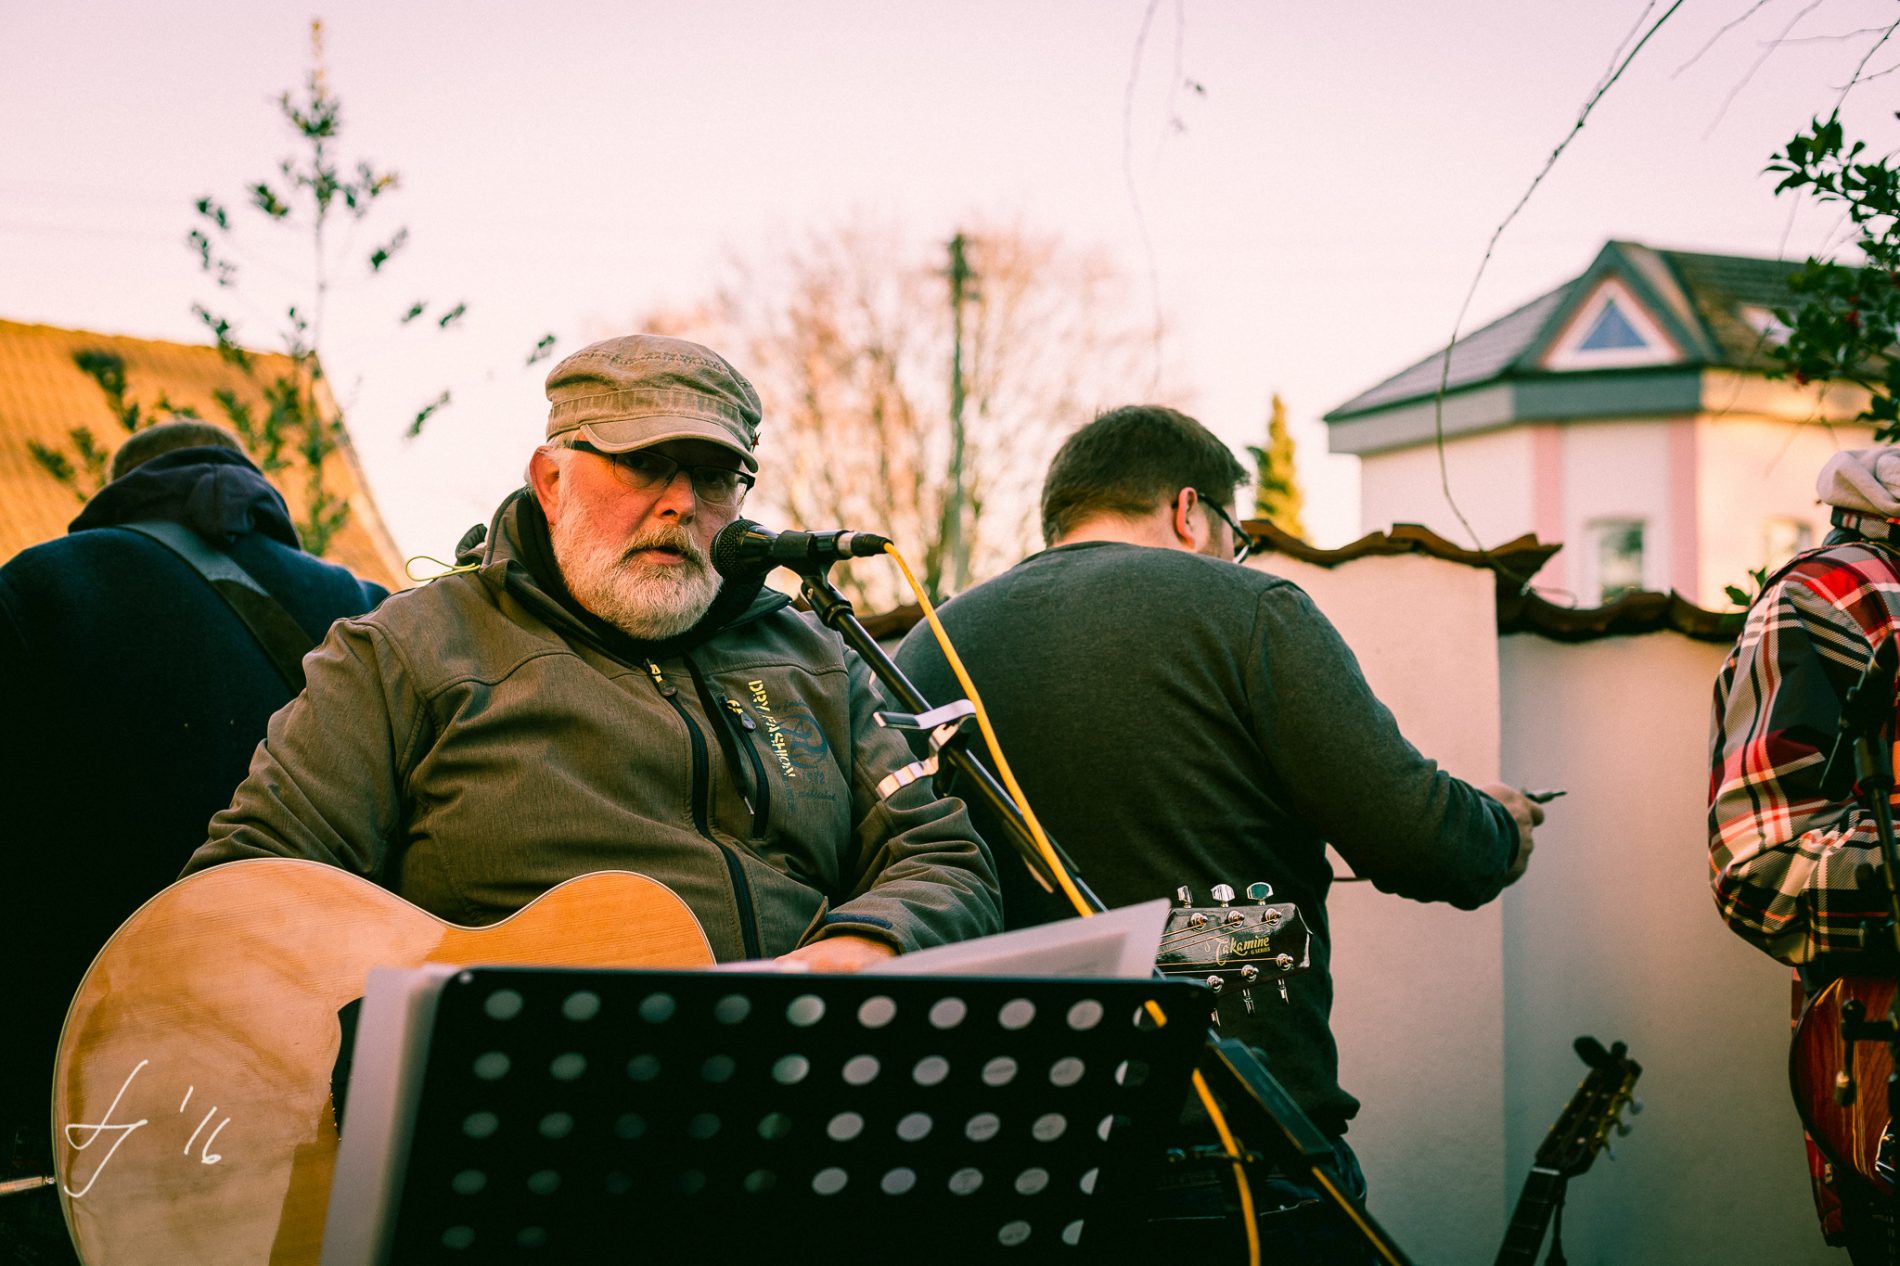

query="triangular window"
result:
[1541,277,1679,370]
[1578,300,1647,351]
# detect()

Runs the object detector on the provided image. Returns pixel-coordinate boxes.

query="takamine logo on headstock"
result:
[1155,882,1312,1016]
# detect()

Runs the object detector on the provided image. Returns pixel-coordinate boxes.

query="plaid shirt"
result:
[1709,522,1900,965]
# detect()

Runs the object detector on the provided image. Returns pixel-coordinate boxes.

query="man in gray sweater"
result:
[893,404,1540,1261]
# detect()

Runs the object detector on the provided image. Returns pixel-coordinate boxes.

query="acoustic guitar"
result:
[1791,975,1898,1198]
[52,858,713,1266]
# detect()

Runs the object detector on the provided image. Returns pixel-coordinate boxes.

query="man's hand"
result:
[1479,782,1546,885]
[777,934,898,973]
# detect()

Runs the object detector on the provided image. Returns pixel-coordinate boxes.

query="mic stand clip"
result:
[872,700,977,798]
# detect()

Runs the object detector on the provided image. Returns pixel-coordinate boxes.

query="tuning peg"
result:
[1211,884,1235,905]
[1175,886,1192,908]
[1628,1097,1645,1115]
[1604,1143,1617,1162]
[1615,1119,1633,1137]
[1246,882,1273,903]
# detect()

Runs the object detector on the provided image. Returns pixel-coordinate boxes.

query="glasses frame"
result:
[566,441,755,506]
[1195,491,1257,563]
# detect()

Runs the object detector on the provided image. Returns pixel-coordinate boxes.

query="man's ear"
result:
[528,446,564,525]
[1169,487,1202,551]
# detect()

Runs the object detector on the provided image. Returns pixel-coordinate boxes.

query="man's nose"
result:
[652,467,699,515]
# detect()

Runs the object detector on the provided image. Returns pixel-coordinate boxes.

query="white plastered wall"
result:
[1253,550,1509,1262]
[1254,548,1832,1263]
[1498,631,1827,1264]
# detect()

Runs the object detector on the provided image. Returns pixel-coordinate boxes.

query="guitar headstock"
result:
[1535,1036,1643,1177]
[1154,882,1311,988]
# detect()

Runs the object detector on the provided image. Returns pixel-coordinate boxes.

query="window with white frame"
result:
[1591,518,1646,604]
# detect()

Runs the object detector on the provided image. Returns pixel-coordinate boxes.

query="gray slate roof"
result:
[1326,241,1804,421]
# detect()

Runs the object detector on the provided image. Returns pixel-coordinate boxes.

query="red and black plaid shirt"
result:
[1710,527,1900,964]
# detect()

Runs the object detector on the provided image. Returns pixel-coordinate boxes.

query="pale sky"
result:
[5,0,1898,561]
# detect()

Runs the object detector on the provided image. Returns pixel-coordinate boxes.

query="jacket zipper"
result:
[722,696,772,837]
[646,660,762,961]
[683,666,772,840]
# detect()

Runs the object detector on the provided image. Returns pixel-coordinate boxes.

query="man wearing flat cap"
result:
[186,334,1000,970]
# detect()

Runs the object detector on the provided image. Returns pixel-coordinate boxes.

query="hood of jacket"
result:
[461,487,789,664]
[69,446,301,548]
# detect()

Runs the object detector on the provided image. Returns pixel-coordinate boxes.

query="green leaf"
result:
[408,390,451,437]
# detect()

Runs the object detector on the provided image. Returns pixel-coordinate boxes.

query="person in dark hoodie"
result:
[0,419,386,1262]
[183,335,999,968]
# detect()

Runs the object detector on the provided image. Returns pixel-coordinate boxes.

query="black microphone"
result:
[711,518,892,579]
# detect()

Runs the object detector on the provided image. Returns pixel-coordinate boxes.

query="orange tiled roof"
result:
[0,319,406,589]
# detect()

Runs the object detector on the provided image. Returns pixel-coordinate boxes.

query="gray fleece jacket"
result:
[188,491,1001,959]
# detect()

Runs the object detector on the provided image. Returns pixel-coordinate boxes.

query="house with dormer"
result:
[1323,241,1872,608]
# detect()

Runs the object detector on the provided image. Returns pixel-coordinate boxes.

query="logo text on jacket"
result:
[747,679,799,780]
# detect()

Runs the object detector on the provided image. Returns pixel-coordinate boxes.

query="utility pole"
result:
[935,232,975,602]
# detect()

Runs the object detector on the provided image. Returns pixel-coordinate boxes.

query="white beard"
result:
[551,513,722,641]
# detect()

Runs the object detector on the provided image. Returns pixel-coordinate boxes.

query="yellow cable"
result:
[884,542,1261,1266]
[404,553,479,582]
[885,544,1090,919]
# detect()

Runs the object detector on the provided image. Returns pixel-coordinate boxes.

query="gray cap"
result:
[544,334,762,472]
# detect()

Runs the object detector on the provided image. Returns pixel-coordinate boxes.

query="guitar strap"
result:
[113,520,316,691]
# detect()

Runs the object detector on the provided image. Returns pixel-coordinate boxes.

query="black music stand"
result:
[321,966,1210,1265]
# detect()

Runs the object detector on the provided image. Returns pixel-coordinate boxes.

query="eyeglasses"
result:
[1196,492,1257,563]
[567,442,755,506]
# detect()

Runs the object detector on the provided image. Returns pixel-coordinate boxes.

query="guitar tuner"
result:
[1223,910,1245,926]
[1246,882,1273,902]
[1175,886,1192,908]
[1210,884,1235,905]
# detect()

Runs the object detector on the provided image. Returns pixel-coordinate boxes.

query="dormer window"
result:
[1543,278,1680,371]
[1578,299,1647,351]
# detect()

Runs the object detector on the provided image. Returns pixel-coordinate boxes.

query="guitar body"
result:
[1792,975,1897,1198]
[53,858,713,1266]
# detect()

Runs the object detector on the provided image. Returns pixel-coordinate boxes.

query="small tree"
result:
[1765,113,1900,437]
[1246,392,1306,539]
[1719,113,1896,610]
[28,21,553,555]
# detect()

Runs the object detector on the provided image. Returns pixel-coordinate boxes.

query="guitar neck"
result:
[1495,1167,1566,1266]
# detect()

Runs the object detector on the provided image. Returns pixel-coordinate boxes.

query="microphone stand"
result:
[797,563,1416,1266]
[1816,635,1900,1219]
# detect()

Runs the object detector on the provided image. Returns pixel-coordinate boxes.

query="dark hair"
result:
[1039,404,1247,545]
[109,419,245,481]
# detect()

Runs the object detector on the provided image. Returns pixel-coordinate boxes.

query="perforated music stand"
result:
[322,966,1210,1265]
